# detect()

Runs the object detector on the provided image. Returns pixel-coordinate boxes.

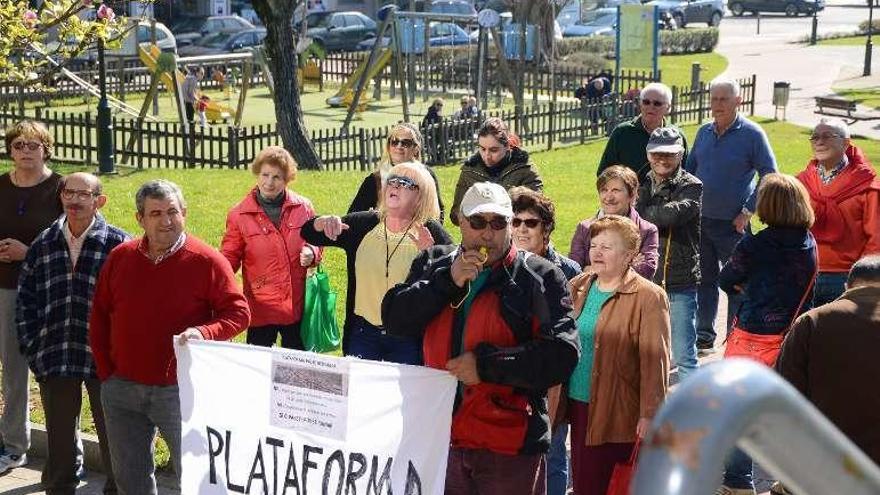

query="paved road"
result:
[718,0,880,138]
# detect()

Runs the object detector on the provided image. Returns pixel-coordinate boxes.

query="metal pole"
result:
[810,8,818,45]
[757,12,761,35]
[865,0,874,76]
[97,38,115,174]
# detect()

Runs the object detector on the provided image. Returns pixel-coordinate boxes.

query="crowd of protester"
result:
[0,75,878,495]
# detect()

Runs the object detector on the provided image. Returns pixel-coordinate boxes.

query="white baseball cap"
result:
[459,182,513,219]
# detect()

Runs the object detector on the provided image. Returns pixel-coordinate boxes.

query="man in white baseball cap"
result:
[382,182,580,494]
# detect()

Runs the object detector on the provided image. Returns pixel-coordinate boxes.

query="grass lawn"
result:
[831,86,880,111]
[817,34,870,46]
[9,115,870,468]
[30,51,728,131]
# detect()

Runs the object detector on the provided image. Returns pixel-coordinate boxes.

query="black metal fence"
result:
[0,75,757,171]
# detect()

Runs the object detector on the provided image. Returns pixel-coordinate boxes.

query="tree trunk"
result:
[253,0,323,170]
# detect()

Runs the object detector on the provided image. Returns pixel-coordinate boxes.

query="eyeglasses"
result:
[12,141,42,151]
[61,188,98,201]
[466,215,508,231]
[512,218,542,229]
[386,175,419,190]
[809,133,842,142]
[641,99,666,107]
[389,138,416,149]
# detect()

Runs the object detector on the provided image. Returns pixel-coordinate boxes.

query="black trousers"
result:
[39,377,116,494]
[184,102,195,124]
[246,322,304,350]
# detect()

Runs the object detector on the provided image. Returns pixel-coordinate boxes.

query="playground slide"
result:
[326,48,393,108]
[138,45,236,123]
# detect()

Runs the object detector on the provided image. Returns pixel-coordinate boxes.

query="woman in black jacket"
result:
[303,162,453,364]
[347,123,445,222]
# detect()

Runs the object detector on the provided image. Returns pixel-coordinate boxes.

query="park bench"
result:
[815,95,858,118]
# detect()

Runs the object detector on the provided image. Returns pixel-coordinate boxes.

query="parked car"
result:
[646,0,725,27]
[178,28,267,57]
[356,21,473,50]
[727,0,824,16]
[300,11,378,51]
[430,0,478,16]
[563,8,619,37]
[562,7,674,37]
[556,0,643,28]
[53,20,177,66]
[171,15,255,46]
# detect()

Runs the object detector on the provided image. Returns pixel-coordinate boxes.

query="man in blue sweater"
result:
[685,77,777,354]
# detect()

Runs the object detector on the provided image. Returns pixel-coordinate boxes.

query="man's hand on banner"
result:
[446,352,481,385]
[177,327,205,345]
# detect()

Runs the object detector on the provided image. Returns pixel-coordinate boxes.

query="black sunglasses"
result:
[466,215,508,231]
[512,218,542,229]
[641,98,666,107]
[389,138,416,149]
[386,175,419,190]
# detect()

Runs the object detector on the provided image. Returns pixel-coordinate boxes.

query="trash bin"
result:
[773,81,791,120]
[772,81,791,107]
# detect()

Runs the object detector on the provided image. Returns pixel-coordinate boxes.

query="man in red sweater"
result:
[89,179,250,495]
[797,118,880,306]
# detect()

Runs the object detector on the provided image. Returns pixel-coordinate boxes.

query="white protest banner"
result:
[175,340,457,495]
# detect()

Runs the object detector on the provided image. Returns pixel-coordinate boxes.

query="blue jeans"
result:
[547,423,569,495]
[347,316,423,365]
[668,287,699,381]
[101,377,181,495]
[723,447,754,489]
[813,272,847,308]
[697,218,747,345]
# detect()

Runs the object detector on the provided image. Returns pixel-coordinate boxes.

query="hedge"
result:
[556,27,719,58]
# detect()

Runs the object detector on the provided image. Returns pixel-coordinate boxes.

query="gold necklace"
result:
[384,218,415,278]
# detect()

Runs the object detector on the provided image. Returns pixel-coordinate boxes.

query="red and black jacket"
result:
[381,244,579,455]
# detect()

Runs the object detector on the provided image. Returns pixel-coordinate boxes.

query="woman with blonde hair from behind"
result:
[716,173,818,495]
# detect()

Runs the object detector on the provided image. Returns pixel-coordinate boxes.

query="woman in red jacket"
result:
[221,146,323,349]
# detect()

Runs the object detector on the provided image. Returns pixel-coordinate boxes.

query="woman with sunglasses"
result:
[221,146,323,349]
[509,187,581,495]
[0,120,63,472]
[450,117,543,226]
[597,82,687,182]
[303,162,452,364]
[567,215,670,495]
[347,123,445,223]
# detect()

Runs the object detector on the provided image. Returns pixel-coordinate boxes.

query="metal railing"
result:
[633,359,880,495]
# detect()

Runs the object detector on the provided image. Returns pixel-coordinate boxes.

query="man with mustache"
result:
[17,172,128,493]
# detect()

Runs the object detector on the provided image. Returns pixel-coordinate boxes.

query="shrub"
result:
[554,27,719,59]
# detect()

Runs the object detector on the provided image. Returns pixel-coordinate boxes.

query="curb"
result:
[28,423,178,489]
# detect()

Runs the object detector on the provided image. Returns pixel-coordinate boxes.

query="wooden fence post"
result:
[670,86,678,125]
[750,74,757,116]
[227,126,239,169]
[547,100,555,151]
[84,111,93,167]
[358,128,368,172]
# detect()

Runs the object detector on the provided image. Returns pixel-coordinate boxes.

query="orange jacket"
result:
[797,146,880,272]
[221,189,322,327]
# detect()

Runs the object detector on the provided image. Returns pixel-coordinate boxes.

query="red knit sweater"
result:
[89,235,250,385]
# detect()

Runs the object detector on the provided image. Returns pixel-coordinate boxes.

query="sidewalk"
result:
[718,8,880,139]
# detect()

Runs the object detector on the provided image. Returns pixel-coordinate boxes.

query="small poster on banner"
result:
[270,351,349,440]
[619,4,657,70]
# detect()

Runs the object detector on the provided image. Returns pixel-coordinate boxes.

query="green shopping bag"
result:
[300,265,341,353]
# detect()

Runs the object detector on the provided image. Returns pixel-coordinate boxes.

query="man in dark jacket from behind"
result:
[382,182,579,495]
[776,255,880,466]
[636,127,703,383]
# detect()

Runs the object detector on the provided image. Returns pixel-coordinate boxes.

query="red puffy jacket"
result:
[221,189,322,327]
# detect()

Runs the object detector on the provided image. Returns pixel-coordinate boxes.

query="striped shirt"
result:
[16,215,130,379]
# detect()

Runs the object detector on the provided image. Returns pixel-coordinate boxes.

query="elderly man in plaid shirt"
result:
[16,172,129,495]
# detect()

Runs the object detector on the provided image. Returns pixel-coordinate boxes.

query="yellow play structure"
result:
[138,45,236,122]
[325,48,393,109]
